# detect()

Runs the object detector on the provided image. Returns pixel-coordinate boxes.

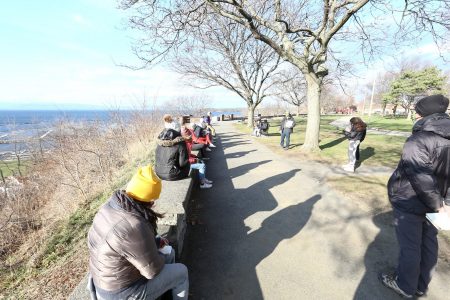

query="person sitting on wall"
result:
[155,122,190,181]
[260,119,270,136]
[203,112,216,137]
[87,165,189,300]
[192,118,216,149]
[180,126,213,189]
[179,117,206,157]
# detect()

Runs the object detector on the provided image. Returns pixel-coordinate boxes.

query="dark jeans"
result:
[356,145,360,161]
[280,130,291,148]
[394,209,438,295]
[192,143,205,156]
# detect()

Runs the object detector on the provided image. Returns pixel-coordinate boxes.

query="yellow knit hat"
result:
[125,166,162,202]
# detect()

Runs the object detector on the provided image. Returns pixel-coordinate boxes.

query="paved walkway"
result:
[182,122,449,300]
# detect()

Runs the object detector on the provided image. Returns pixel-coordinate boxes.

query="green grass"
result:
[235,115,407,168]
[364,115,414,132]
[0,160,28,177]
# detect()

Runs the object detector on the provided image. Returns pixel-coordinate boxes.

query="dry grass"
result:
[0,110,162,299]
[326,175,391,213]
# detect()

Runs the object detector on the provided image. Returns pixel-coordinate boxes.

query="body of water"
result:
[0,110,113,154]
[0,110,242,155]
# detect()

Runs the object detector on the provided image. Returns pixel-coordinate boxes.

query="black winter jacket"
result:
[344,126,366,142]
[388,113,450,215]
[155,129,189,181]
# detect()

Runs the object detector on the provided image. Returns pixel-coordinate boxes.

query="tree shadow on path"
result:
[353,211,399,300]
[182,132,319,299]
[224,150,257,159]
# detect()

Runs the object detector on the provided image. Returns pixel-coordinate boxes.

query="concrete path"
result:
[182,122,449,300]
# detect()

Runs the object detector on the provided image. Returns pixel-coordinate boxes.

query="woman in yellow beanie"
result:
[87,166,189,299]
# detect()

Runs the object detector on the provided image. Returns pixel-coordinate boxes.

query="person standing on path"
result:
[280,112,296,150]
[380,94,450,298]
[342,117,367,172]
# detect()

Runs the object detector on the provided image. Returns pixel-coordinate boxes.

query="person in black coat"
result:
[155,128,189,181]
[380,94,450,298]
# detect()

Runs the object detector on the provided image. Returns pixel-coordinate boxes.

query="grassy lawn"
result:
[0,160,28,177]
[363,115,413,132]
[235,115,407,168]
[326,175,391,212]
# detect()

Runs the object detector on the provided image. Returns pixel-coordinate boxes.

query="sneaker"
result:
[342,165,354,172]
[204,178,213,184]
[209,143,216,148]
[379,273,413,298]
[200,182,212,189]
[205,147,212,152]
[415,290,425,297]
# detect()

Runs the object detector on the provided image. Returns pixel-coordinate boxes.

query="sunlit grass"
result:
[234,115,406,168]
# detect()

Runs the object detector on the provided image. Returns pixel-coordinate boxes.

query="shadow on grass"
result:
[319,136,347,150]
[359,147,376,164]
[289,143,303,149]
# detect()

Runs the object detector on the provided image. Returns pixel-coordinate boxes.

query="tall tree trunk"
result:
[406,107,412,119]
[297,104,301,116]
[302,73,322,152]
[247,104,255,128]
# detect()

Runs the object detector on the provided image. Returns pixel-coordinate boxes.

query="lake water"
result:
[0,110,242,155]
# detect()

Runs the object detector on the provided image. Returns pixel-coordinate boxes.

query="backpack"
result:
[285,119,294,129]
[261,121,269,130]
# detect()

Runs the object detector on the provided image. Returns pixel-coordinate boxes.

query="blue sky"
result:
[0,1,448,110]
[0,0,245,110]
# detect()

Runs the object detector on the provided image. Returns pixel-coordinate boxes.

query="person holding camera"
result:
[280,112,296,150]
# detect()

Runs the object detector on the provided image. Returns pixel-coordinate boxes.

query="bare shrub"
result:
[0,108,161,271]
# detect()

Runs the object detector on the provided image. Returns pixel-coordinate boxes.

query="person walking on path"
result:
[380,94,450,298]
[87,166,189,300]
[280,112,296,150]
[342,117,367,172]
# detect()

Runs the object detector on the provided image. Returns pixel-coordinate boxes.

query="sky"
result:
[0,1,449,111]
[0,0,246,110]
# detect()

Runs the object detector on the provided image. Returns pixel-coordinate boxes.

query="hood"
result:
[413,113,450,139]
[157,128,185,147]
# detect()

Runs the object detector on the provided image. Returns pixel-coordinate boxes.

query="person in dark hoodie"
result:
[380,94,450,298]
[155,126,190,181]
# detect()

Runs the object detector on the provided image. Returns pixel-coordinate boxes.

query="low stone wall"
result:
[69,150,200,300]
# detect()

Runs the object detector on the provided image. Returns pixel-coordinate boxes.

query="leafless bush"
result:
[0,109,160,262]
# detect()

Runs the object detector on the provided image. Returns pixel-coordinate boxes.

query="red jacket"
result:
[183,131,198,164]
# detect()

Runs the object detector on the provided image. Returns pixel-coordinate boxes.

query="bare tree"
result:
[164,94,213,117]
[172,17,284,127]
[275,68,306,116]
[121,0,450,151]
